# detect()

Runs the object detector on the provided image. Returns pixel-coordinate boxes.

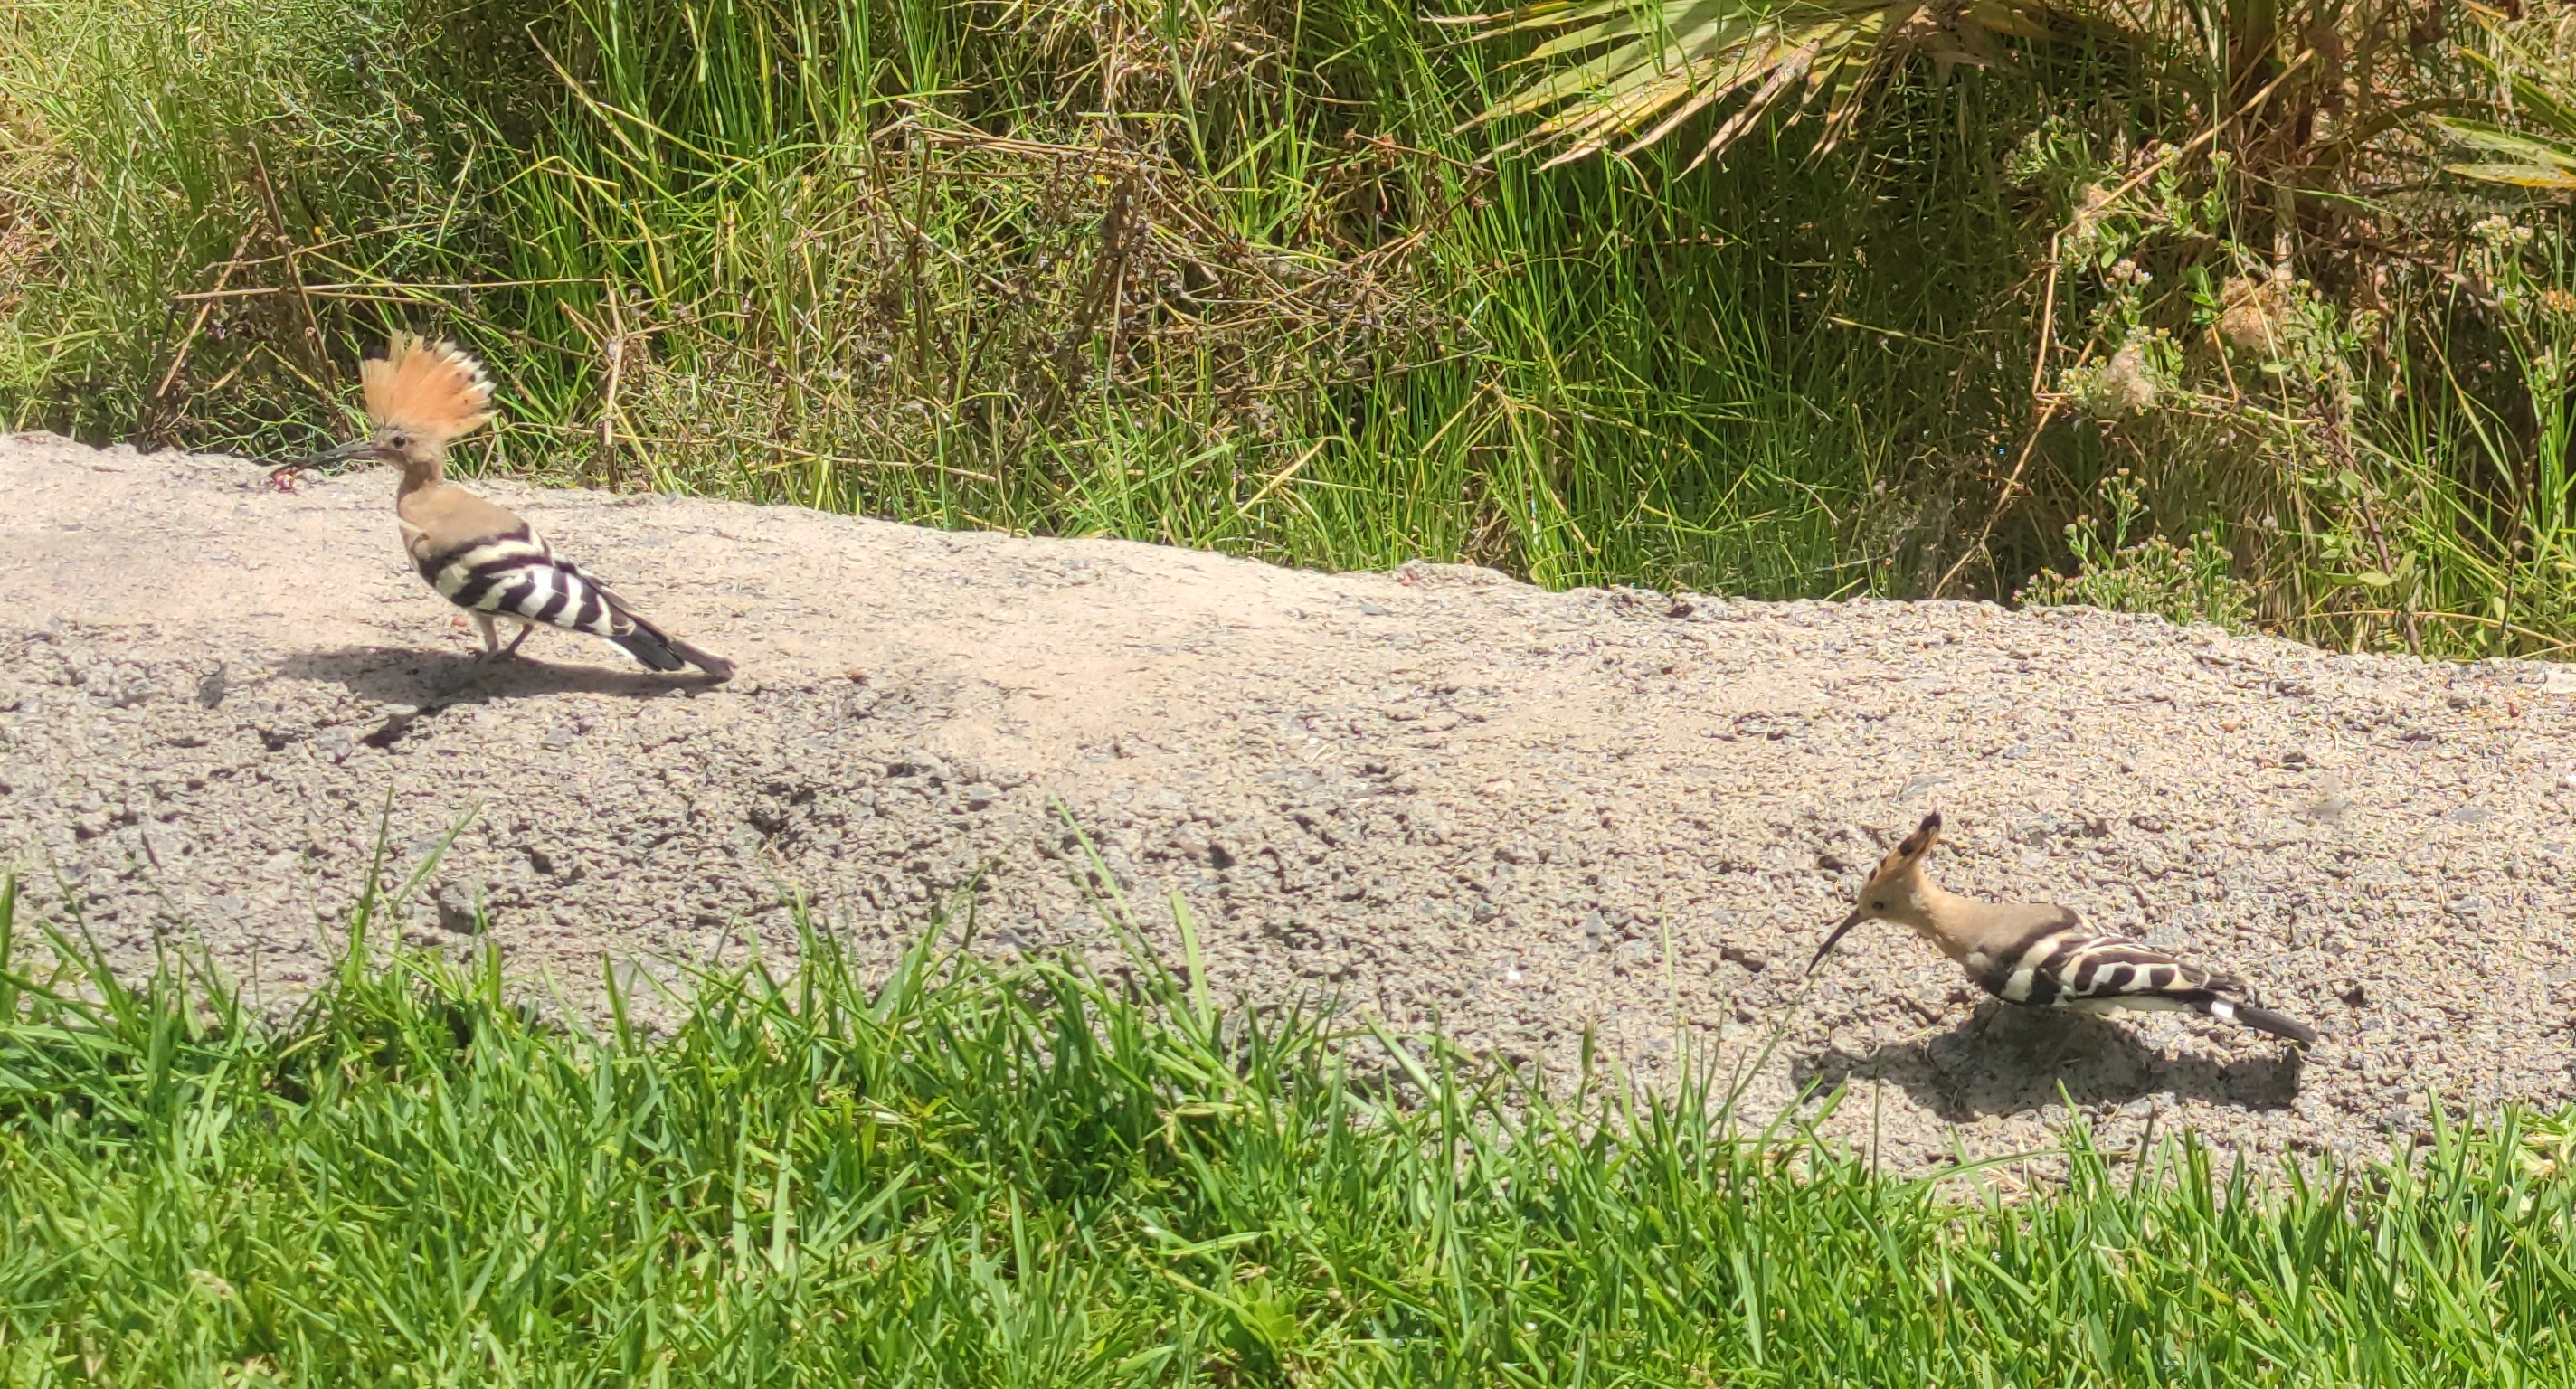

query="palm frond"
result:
[2436,23,2576,194]
[1454,0,2061,168]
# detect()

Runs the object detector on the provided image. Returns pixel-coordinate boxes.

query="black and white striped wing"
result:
[1965,911,2316,1043]
[1968,912,2225,1012]
[416,525,622,640]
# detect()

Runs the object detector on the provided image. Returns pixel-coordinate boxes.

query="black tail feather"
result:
[592,584,733,680]
[2208,996,2317,1045]
[664,636,735,682]
[611,611,731,680]
[610,623,687,673]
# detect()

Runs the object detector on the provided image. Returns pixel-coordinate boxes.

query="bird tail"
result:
[608,619,687,673]
[2205,996,2317,1045]
[664,634,735,682]
[594,585,733,680]
[610,612,733,680]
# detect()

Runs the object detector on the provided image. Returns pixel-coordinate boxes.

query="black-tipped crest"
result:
[1807,811,1945,975]
[361,333,495,441]
[266,333,492,489]
[1869,811,1942,883]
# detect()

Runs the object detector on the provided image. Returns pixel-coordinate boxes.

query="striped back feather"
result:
[1976,920,2318,1044]
[418,525,626,642]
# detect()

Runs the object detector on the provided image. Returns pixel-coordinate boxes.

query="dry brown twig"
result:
[245,138,335,391]
[156,226,258,401]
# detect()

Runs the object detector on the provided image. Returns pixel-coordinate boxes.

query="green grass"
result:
[3,0,1958,600]
[4,863,2574,1385]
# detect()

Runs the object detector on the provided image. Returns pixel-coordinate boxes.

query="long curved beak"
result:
[1806,907,1868,976]
[282,436,391,469]
[269,436,388,488]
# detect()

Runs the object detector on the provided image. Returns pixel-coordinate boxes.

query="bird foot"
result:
[2033,1029,2080,1073]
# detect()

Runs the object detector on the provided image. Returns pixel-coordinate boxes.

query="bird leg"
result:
[1965,998,2003,1047]
[471,617,535,665]
[2032,1016,2084,1073]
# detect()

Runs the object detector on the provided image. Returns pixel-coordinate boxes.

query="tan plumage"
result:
[275,335,733,680]
[1807,812,2316,1045]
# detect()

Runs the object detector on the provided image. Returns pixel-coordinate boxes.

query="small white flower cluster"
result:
[2064,335,2166,420]
[2472,214,2537,250]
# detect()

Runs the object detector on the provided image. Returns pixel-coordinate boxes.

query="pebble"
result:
[434,880,487,933]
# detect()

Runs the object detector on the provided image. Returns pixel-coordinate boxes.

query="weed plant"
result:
[1,867,2574,1384]
[2018,468,2258,631]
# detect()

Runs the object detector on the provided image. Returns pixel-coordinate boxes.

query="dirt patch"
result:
[4,430,2573,1169]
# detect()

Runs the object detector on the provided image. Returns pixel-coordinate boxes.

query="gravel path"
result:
[4,430,2572,1169]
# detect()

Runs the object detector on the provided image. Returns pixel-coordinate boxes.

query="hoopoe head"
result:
[281,335,494,483]
[1806,811,1945,973]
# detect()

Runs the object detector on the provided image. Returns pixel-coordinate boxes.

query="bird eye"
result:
[1870,899,1887,911]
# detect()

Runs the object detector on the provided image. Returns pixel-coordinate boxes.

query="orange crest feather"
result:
[360,334,495,441]
[1864,811,1942,886]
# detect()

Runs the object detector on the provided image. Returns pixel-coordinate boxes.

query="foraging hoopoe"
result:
[1807,812,2316,1044]
[272,335,733,680]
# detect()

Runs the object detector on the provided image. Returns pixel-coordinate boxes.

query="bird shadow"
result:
[1791,1006,2306,1121]
[277,646,722,708]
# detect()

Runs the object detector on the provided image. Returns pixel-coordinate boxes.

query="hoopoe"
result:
[1807,812,2316,1044]
[273,335,733,680]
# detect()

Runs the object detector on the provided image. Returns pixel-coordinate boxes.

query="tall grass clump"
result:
[3,0,2575,650]
[1,0,1961,596]
[0,0,2188,599]
[2,870,2575,1383]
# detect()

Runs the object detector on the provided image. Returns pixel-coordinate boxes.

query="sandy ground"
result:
[3,430,2572,1170]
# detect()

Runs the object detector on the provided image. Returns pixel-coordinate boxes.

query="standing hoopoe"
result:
[273,335,734,680]
[1807,812,2316,1044]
